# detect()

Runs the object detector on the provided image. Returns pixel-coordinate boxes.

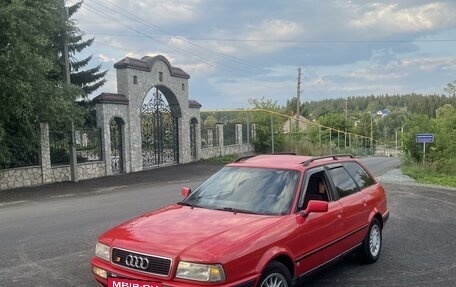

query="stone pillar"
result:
[207,129,213,147]
[40,123,52,183]
[102,121,113,176]
[251,124,257,141]
[235,124,243,144]
[216,123,224,147]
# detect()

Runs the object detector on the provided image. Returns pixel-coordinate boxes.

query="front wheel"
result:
[358,218,382,263]
[258,261,292,287]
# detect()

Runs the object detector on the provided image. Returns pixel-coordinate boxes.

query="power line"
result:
[85,0,266,73]
[84,32,456,44]
[83,3,231,73]
[95,0,265,70]
[83,4,265,76]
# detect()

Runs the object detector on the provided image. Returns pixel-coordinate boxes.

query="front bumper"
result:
[91,257,258,287]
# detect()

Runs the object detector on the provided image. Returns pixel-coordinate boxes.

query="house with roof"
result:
[282,115,310,133]
[376,109,390,117]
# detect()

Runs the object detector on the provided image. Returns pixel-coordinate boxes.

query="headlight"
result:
[176,261,225,282]
[95,242,111,262]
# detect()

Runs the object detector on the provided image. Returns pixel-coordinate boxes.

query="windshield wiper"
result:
[215,207,257,215]
[177,201,203,209]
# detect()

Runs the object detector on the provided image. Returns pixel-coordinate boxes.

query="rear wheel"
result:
[358,218,382,263]
[258,261,292,287]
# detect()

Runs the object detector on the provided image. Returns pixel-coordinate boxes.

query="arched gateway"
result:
[94,55,201,175]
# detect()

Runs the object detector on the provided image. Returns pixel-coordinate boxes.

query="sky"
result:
[67,0,456,110]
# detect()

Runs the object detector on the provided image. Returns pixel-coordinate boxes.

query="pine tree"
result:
[60,1,107,98]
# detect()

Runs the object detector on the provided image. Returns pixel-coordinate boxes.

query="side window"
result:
[343,162,375,189]
[299,169,330,210]
[327,167,358,198]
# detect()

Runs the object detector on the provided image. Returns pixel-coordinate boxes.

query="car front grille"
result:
[111,248,172,276]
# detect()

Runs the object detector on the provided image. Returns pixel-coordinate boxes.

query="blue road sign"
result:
[416,133,434,143]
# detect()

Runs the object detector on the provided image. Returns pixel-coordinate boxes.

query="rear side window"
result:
[327,167,358,198]
[343,162,375,189]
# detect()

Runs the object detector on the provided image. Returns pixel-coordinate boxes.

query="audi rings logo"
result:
[125,254,150,270]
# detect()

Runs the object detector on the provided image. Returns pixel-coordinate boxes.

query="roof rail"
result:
[301,154,354,166]
[233,152,296,163]
[233,154,257,163]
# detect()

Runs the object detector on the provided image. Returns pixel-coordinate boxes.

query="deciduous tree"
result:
[0,0,82,168]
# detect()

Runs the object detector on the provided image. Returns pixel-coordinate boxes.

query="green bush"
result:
[402,160,456,188]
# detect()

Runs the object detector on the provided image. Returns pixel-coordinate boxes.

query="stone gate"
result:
[0,55,255,190]
[93,55,201,175]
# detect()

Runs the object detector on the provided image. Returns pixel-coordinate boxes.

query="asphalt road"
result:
[0,157,455,287]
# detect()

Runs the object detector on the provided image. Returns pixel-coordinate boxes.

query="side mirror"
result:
[181,187,191,198]
[301,200,328,218]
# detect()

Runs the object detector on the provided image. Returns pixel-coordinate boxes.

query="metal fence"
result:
[50,127,102,165]
[200,111,254,147]
[75,128,103,162]
[201,109,390,156]
[223,122,237,146]
[49,130,70,165]
[200,126,219,148]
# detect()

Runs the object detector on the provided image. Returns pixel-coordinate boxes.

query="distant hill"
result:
[293,94,456,119]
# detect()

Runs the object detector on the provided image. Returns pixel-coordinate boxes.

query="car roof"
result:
[227,154,356,170]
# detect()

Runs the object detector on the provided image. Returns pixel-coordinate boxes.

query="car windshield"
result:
[181,166,300,215]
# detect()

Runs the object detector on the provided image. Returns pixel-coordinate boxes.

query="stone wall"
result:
[200,143,254,160]
[50,161,106,183]
[199,123,255,159]
[0,161,106,190]
[0,166,43,190]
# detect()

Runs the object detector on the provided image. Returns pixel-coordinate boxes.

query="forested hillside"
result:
[285,94,456,119]
[282,92,456,184]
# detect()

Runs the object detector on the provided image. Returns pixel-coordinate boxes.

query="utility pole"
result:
[344,98,348,149]
[370,114,373,153]
[297,68,301,119]
[296,68,302,131]
[62,0,78,182]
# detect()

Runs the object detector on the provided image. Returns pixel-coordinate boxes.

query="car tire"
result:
[358,218,382,264]
[258,261,292,287]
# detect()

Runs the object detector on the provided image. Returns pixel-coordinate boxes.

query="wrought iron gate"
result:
[141,89,179,168]
[110,118,123,173]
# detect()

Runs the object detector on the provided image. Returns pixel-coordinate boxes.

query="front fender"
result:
[254,246,294,275]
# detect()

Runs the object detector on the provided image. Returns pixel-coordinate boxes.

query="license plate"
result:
[108,277,162,287]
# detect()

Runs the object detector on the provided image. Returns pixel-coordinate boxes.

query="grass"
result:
[201,154,239,164]
[402,163,456,188]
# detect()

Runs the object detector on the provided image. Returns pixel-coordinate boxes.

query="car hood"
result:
[100,204,286,262]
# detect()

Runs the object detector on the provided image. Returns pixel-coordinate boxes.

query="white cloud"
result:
[246,19,303,53]
[135,0,201,24]
[181,62,215,75]
[350,2,456,36]
[98,54,117,64]
[168,37,187,47]
[208,77,296,108]
[385,56,456,72]
[200,19,304,58]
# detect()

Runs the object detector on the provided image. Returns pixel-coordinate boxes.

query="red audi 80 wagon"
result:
[91,154,389,287]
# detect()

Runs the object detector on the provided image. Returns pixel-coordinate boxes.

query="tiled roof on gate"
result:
[189,99,202,108]
[113,57,149,71]
[114,55,190,79]
[93,93,129,105]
